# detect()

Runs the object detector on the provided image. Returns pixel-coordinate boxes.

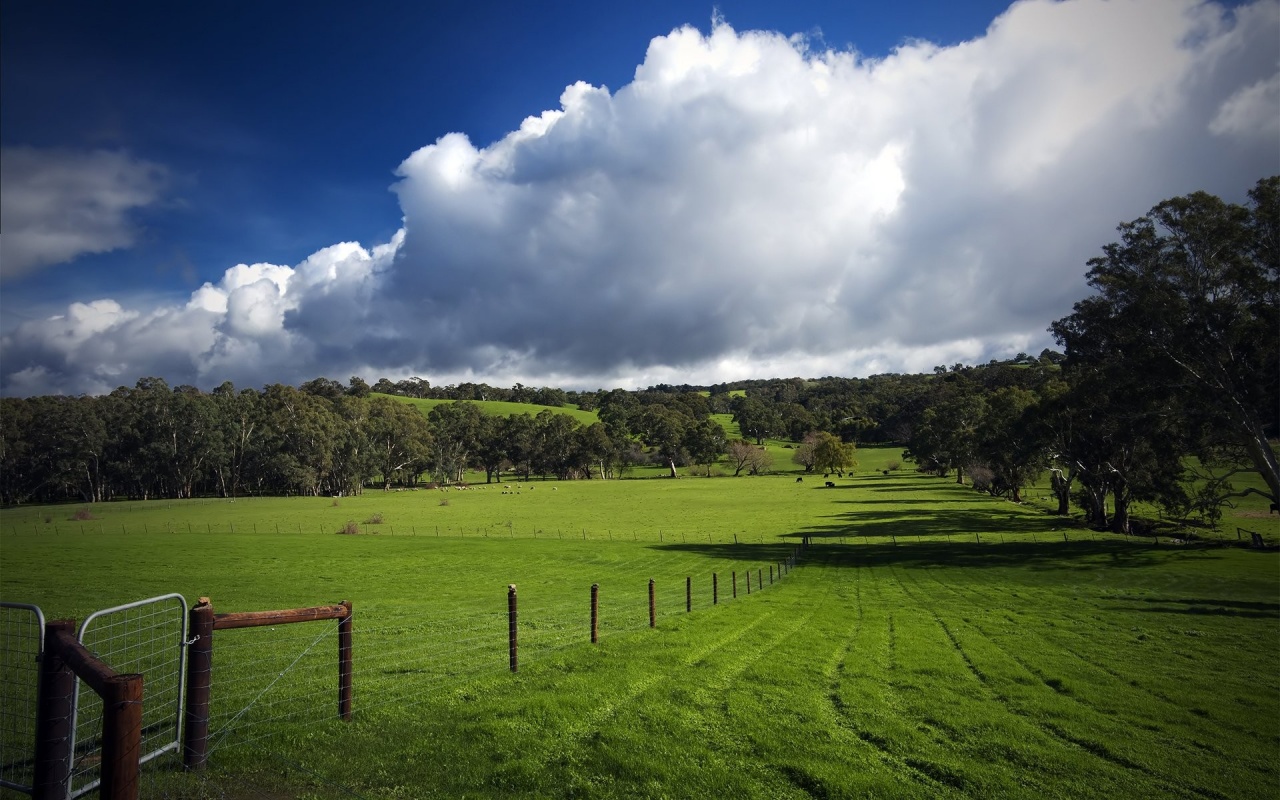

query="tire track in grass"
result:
[897,565,1231,800]
[912,567,1262,755]
[529,581,826,795]
[818,559,970,799]
[971,586,1257,750]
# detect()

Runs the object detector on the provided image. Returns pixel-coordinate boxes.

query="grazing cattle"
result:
[825,481,836,488]
[796,477,803,483]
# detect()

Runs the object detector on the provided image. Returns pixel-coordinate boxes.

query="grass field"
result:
[382,395,601,426]
[1,454,1277,799]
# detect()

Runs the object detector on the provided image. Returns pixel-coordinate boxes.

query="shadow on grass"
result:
[1107,597,1280,618]
[797,506,1070,539]
[649,538,1242,572]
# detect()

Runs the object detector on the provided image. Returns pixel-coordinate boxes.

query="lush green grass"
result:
[1,464,1276,799]
[381,394,600,426]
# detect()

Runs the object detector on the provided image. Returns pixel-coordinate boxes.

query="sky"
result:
[1,0,1277,397]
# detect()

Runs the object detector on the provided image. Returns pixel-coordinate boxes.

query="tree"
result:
[811,431,857,476]
[428,402,484,483]
[1053,177,1279,509]
[366,396,432,488]
[971,387,1046,503]
[683,418,727,474]
[732,397,783,445]
[637,405,689,477]
[791,433,819,473]
[728,439,762,476]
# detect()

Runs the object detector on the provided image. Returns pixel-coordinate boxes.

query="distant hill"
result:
[380,394,600,425]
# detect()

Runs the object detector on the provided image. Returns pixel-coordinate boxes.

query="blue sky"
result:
[2,0,1276,395]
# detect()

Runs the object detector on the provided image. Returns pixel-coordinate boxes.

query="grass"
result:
[1,456,1277,798]
[381,394,600,426]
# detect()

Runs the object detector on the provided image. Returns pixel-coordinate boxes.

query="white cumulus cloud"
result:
[2,0,1278,396]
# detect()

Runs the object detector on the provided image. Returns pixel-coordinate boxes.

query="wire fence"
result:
[0,602,44,795]
[69,594,186,798]
[0,544,802,797]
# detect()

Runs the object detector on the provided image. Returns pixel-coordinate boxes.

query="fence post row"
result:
[181,599,353,771]
[33,620,143,800]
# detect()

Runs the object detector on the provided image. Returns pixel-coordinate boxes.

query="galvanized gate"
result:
[0,602,46,795]
[69,594,188,798]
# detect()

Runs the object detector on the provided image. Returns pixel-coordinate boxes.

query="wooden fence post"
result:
[33,620,76,800]
[713,573,718,605]
[590,584,599,644]
[100,673,143,800]
[183,599,214,770]
[769,566,774,585]
[508,585,518,672]
[337,601,353,721]
[732,571,737,599]
[686,577,692,612]
[648,580,655,628]
[758,568,763,589]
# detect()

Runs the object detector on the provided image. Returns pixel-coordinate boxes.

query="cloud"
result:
[2,0,1278,395]
[0,147,168,279]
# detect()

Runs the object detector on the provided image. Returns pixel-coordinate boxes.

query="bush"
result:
[71,508,96,521]
[331,498,341,507]
[885,460,901,472]
[337,520,360,535]
[439,498,450,507]
[364,513,384,525]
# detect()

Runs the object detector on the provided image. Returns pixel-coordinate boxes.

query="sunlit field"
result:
[1,454,1276,798]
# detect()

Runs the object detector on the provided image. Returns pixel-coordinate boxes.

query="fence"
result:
[182,599,352,770]
[72,595,187,796]
[1,603,45,795]
[1,540,806,795]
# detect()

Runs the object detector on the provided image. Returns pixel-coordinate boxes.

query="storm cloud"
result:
[3,0,1277,395]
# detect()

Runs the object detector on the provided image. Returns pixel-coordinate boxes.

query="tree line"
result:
[2,179,1274,533]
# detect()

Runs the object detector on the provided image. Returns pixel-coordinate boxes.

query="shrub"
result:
[71,508,96,521]
[364,513,384,525]
[337,520,360,535]
[885,460,901,472]
[331,499,341,507]
[439,498,450,507]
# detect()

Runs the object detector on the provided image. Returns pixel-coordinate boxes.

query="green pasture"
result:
[382,394,600,426]
[1,464,1277,798]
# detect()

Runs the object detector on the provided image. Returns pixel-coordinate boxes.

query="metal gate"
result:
[0,602,45,795]
[69,594,188,797]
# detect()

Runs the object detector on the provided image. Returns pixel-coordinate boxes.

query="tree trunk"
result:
[1110,489,1131,534]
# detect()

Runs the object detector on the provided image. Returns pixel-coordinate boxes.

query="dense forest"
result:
[3,180,1275,535]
